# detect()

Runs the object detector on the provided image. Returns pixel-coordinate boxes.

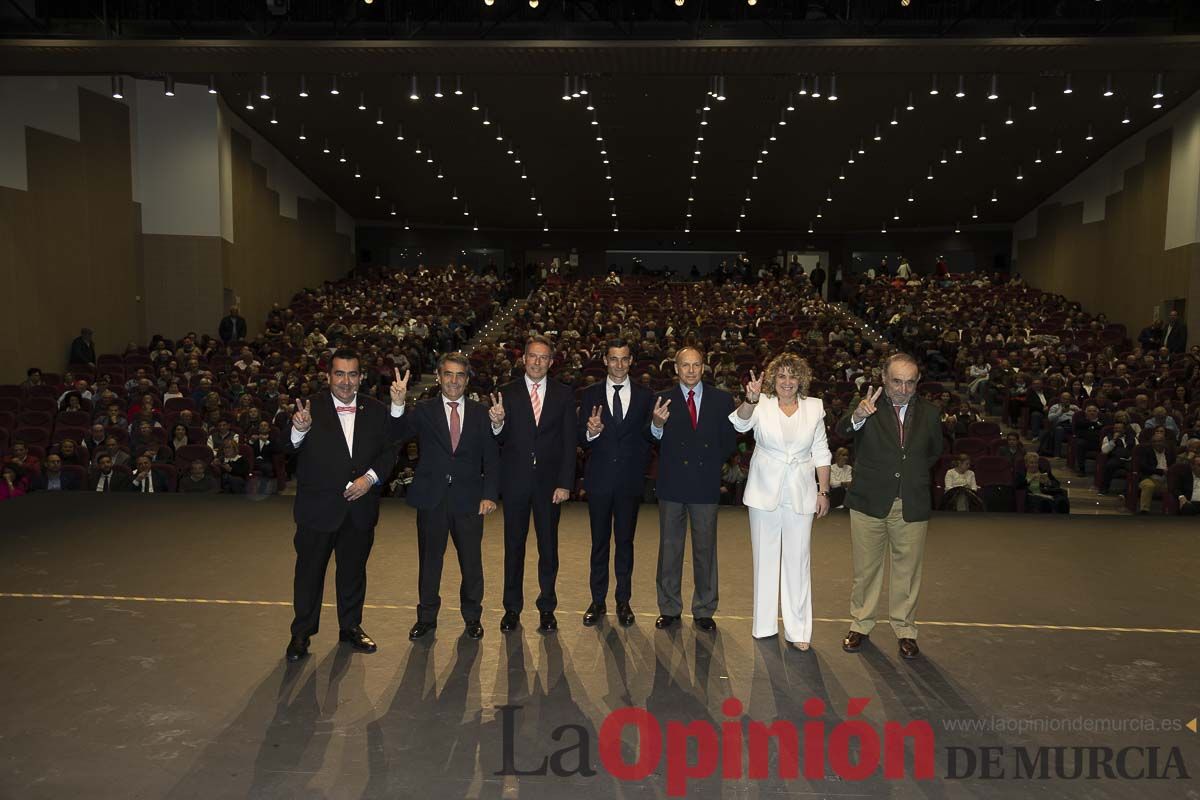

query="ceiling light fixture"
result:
[338,147,347,163]
[1028,91,1038,111]
[374,186,381,199]
[827,73,838,101]
[298,124,306,141]
[376,108,384,125]
[269,109,278,125]
[322,139,331,154]
[298,74,308,98]
[874,123,882,141]
[433,75,444,98]
[357,91,367,111]
[1152,73,1165,99]
[798,75,808,96]
[987,72,999,100]
[928,73,939,96]
[395,123,404,141]
[244,92,255,111]
[955,73,966,98]
[164,75,176,97]
[906,91,915,112]
[1005,106,1014,125]
[1121,107,1131,124]
[354,164,361,178]
[207,74,217,95]
[409,74,420,101]
[890,108,899,126]
[1055,138,1063,154]
[810,74,821,98]
[329,75,340,96]
[978,123,987,141]
[1085,123,1094,141]
[1063,73,1073,95]
[954,138,963,154]
[471,92,480,111]
[1103,74,1114,97]
[455,75,464,96]
[258,74,269,100]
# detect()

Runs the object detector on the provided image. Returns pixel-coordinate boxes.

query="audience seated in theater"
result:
[6,441,41,478]
[214,439,249,494]
[942,453,984,512]
[129,454,169,494]
[87,454,130,492]
[1098,421,1137,495]
[1170,452,1200,516]
[1136,430,1176,514]
[829,447,853,510]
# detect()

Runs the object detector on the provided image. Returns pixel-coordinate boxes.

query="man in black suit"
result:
[389,354,499,641]
[1098,421,1136,494]
[1025,377,1050,439]
[650,346,737,632]
[1163,309,1188,354]
[283,348,399,663]
[87,454,131,492]
[219,306,248,344]
[489,335,577,634]
[69,327,96,367]
[128,454,169,493]
[1170,452,1200,515]
[578,337,655,628]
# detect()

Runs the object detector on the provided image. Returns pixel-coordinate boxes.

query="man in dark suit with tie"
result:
[87,453,131,492]
[283,348,399,663]
[579,337,655,628]
[389,354,499,641]
[218,306,248,344]
[129,454,170,493]
[489,335,577,634]
[650,345,737,632]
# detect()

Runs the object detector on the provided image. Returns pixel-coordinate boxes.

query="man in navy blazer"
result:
[579,337,655,627]
[390,353,499,641]
[650,345,737,632]
[489,335,578,634]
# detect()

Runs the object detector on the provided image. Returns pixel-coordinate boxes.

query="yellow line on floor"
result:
[1,592,1196,635]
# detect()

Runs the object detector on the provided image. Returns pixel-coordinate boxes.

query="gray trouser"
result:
[656,501,719,617]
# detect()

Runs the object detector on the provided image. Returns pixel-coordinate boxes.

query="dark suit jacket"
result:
[1136,445,1176,478]
[494,378,577,498]
[32,471,81,491]
[836,396,944,521]
[219,315,248,343]
[285,394,398,533]
[87,470,131,492]
[651,383,737,504]
[391,397,499,514]
[1165,322,1187,354]
[128,471,170,493]
[1026,390,1051,415]
[578,381,654,497]
[69,336,96,365]
[1168,464,1198,501]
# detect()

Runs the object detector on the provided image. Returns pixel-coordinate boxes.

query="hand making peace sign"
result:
[652,396,672,428]
[488,392,506,426]
[851,385,885,424]
[389,369,411,407]
[291,398,313,432]
[745,369,764,403]
[586,405,604,437]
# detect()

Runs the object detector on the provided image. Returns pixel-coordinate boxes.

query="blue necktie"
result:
[612,385,624,425]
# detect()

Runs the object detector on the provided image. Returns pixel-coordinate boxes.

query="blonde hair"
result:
[762,352,813,399]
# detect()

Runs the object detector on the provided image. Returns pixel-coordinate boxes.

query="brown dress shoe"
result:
[842,630,869,653]
[898,638,920,660]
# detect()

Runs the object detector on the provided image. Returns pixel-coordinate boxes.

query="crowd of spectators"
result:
[1,264,501,498]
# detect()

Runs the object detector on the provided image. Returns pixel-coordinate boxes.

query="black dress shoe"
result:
[539,612,558,633]
[842,631,869,653]
[694,617,717,632]
[408,621,436,640]
[583,602,607,627]
[465,620,484,640]
[616,602,635,627]
[285,636,310,663]
[655,614,680,629]
[339,626,378,653]
[499,611,520,632]
[898,638,921,660]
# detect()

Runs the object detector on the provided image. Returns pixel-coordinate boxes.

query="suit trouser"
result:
[502,490,561,614]
[291,516,375,638]
[656,501,719,617]
[1139,476,1166,512]
[748,503,813,642]
[848,498,927,640]
[587,491,641,604]
[416,497,485,624]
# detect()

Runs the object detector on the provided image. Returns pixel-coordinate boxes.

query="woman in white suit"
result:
[729,352,832,649]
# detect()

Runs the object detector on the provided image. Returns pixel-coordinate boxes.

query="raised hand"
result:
[652,396,672,428]
[488,393,505,426]
[389,368,410,406]
[586,405,604,437]
[851,385,884,423]
[745,369,764,403]
[291,398,313,432]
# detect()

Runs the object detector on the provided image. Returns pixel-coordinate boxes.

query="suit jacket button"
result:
[683,459,689,465]
[894,472,901,478]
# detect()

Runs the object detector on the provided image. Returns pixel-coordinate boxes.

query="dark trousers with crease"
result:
[291,516,374,638]
[656,501,719,617]
[416,497,485,624]
[587,491,640,604]
[502,490,560,614]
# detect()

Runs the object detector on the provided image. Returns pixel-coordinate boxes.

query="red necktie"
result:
[448,401,461,452]
[337,405,355,414]
[687,389,698,430]
[893,405,905,447]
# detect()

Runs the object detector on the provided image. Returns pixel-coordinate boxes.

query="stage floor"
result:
[0,495,1197,799]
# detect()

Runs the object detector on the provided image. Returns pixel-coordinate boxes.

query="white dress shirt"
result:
[391,394,465,433]
[490,375,543,435]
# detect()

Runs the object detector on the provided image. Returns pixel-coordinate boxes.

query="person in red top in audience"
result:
[0,464,27,501]
[6,441,41,478]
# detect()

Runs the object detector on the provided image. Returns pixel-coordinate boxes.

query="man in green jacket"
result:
[836,353,943,660]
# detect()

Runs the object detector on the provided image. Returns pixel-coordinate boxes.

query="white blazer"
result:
[728,395,832,513]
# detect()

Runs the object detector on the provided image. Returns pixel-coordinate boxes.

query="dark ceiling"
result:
[2,33,1200,235]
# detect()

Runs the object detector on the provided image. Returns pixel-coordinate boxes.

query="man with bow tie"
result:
[283,348,401,664]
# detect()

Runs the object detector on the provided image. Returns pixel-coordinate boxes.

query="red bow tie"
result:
[337,405,356,414]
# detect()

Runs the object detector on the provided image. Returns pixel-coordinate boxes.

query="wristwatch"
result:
[817,490,829,497]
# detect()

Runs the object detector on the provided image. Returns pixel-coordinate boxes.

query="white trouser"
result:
[747,503,814,642]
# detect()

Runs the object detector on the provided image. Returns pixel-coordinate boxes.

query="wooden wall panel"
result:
[1017,130,1200,335]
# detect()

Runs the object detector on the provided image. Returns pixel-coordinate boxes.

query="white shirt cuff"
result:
[851,417,866,431]
[586,430,599,442]
[650,424,663,439]
[390,402,405,418]
[492,421,505,435]
[290,427,308,445]
[366,469,379,485]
